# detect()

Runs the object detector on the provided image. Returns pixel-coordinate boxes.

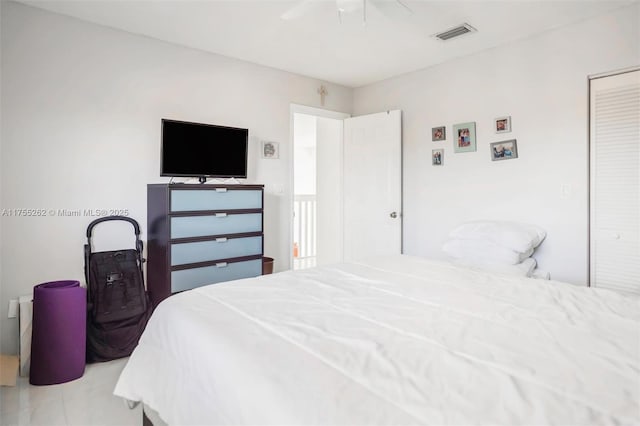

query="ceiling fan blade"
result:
[281,0,326,20]
[369,0,412,18]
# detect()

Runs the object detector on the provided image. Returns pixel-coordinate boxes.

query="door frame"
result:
[288,104,350,270]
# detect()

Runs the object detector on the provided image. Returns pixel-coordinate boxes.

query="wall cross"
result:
[317,85,328,106]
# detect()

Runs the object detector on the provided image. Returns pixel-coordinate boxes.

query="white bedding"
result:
[114,255,640,425]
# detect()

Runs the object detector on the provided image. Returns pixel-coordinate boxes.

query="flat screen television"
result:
[161,119,248,180]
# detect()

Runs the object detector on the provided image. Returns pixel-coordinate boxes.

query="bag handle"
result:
[85,215,143,257]
[86,215,141,238]
[85,216,145,299]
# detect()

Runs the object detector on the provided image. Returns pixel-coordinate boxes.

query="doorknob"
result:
[390,212,398,218]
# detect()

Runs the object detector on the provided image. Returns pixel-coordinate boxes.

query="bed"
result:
[114,255,640,425]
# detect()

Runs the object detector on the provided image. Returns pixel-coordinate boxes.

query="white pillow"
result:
[442,238,533,265]
[449,221,546,254]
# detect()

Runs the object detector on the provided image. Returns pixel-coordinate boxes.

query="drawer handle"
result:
[215,238,228,243]
[216,262,228,268]
[215,213,228,218]
[215,188,228,193]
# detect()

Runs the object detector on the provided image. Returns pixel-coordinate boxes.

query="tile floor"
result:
[0,358,140,426]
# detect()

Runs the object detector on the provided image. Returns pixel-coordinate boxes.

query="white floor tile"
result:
[1,377,64,416]
[63,385,140,426]
[1,397,67,426]
[0,358,137,426]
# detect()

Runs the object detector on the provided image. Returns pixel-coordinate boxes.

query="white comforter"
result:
[114,255,640,425]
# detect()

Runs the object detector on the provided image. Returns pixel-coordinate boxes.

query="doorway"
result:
[290,105,403,271]
[291,106,348,270]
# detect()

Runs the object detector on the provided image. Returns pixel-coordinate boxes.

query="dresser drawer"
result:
[171,189,262,212]
[171,213,262,238]
[171,259,262,293]
[171,236,263,266]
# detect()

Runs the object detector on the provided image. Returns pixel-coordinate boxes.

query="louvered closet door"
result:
[590,69,640,294]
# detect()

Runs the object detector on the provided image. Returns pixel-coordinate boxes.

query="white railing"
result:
[293,194,317,264]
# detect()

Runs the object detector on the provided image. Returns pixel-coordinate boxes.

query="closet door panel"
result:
[590,70,640,294]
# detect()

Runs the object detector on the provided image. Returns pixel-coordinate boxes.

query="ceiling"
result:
[17,0,636,88]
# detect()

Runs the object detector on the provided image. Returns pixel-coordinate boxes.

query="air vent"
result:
[433,23,477,41]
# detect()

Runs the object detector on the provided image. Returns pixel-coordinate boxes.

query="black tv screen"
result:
[161,119,248,179]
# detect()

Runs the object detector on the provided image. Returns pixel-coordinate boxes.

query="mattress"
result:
[114,255,640,425]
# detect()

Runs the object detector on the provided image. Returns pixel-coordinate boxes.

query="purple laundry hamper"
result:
[29,280,86,385]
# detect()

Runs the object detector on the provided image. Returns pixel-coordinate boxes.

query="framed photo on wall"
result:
[490,139,518,161]
[453,122,476,153]
[432,126,446,141]
[261,141,279,159]
[495,116,511,133]
[432,149,444,166]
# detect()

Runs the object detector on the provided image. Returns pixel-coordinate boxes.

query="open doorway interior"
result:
[292,112,345,270]
[293,113,318,270]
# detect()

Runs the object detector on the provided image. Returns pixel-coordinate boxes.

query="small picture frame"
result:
[431,126,446,141]
[495,116,511,133]
[261,141,279,159]
[432,149,444,166]
[453,122,477,153]
[490,139,518,161]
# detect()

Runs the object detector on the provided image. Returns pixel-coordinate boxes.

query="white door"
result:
[590,69,640,294]
[343,110,402,262]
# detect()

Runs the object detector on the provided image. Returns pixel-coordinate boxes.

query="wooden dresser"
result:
[147,183,264,308]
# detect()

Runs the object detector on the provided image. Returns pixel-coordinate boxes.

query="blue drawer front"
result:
[171,213,262,238]
[171,259,262,293]
[171,236,263,266]
[171,189,262,212]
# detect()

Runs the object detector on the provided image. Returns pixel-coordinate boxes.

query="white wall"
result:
[353,3,640,285]
[0,1,353,354]
[0,0,4,355]
[293,113,317,195]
